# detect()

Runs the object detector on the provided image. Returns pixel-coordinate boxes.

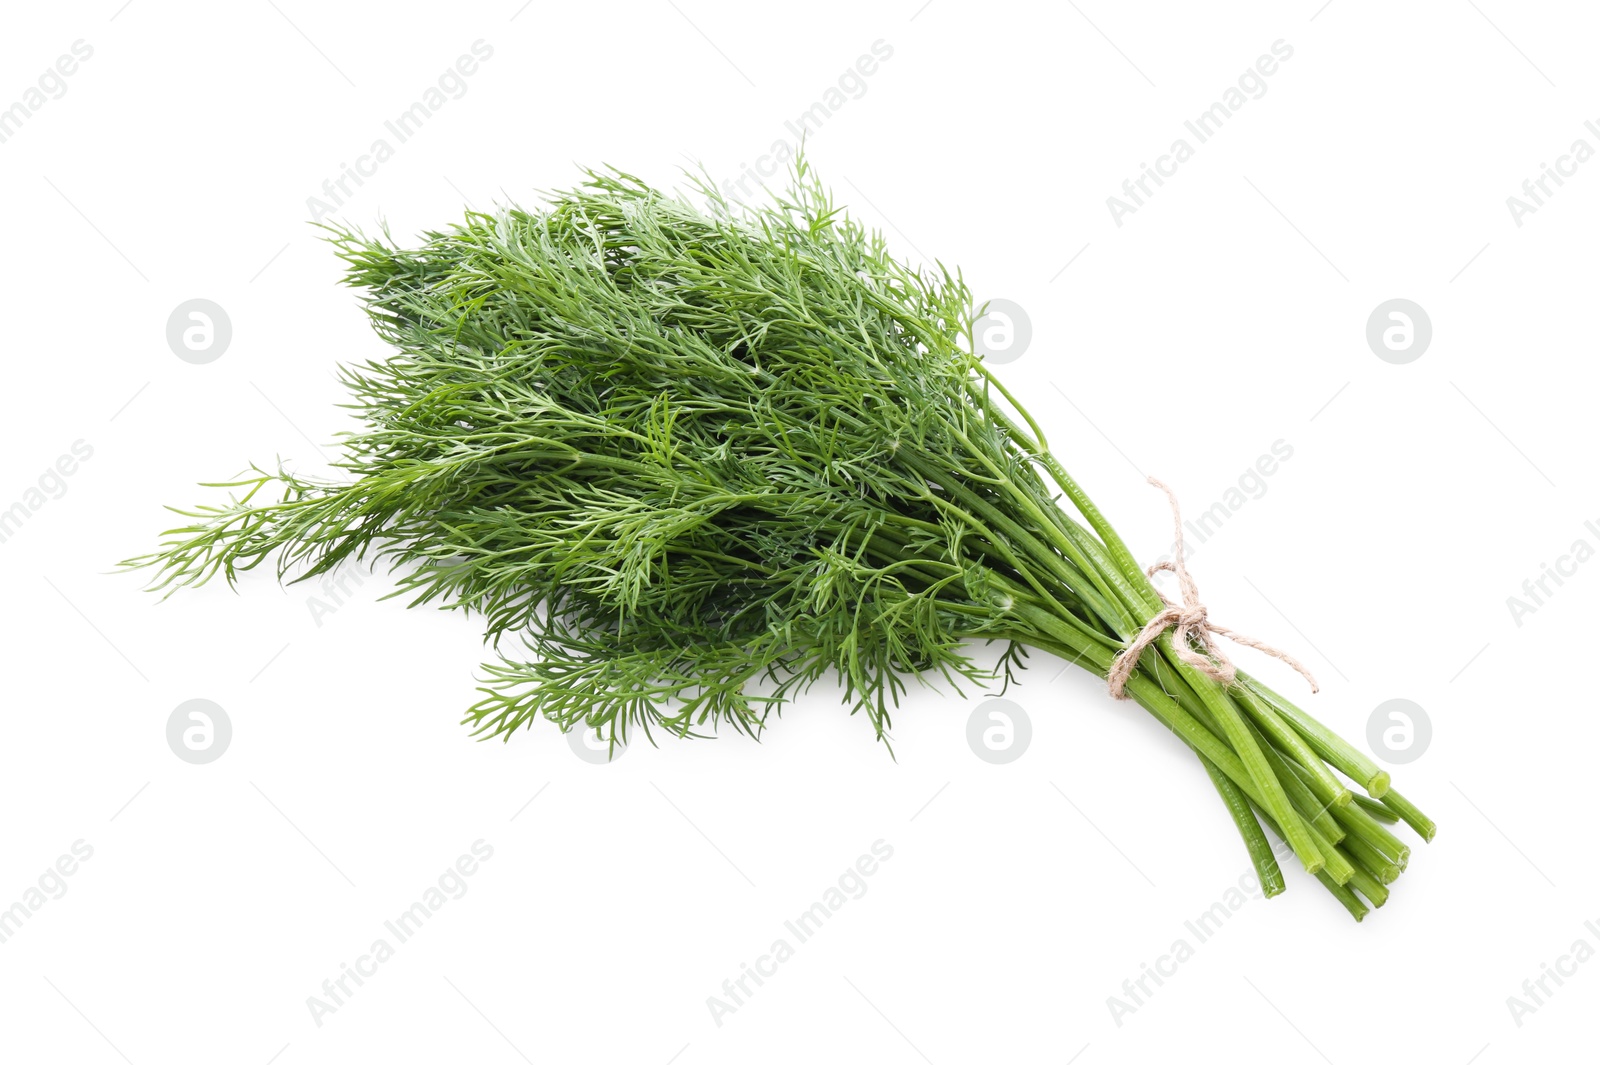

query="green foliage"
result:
[126,158,1434,917]
[128,159,1099,749]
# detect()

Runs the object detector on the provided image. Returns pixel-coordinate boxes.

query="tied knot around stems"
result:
[1106,478,1320,700]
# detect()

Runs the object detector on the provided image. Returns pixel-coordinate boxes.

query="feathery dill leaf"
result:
[124,157,1435,918]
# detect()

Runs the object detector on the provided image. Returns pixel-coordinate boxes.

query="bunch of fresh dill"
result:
[126,157,1432,919]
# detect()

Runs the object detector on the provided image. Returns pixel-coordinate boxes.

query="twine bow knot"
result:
[1106,478,1320,700]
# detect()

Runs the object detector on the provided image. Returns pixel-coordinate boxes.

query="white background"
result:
[1,1,1593,1062]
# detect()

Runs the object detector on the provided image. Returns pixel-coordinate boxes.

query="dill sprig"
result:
[124,156,1433,919]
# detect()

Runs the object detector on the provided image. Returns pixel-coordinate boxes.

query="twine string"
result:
[1106,477,1320,700]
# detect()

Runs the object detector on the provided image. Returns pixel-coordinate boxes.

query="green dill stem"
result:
[1157,638,1324,875]
[1315,870,1370,922]
[862,517,1113,642]
[1119,635,1342,883]
[1016,609,1267,801]
[918,495,1102,638]
[1343,861,1390,909]
[1147,651,1345,882]
[1329,797,1411,865]
[1352,795,1400,824]
[1253,732,1345,846]
[1308,822,1354,885]
[1243,795,1358,894]
[1051,515,1144,612]
[1024,447,1156,610]
[1341,835,1403,885]
[1083,631,1287,896]
[995,428,1326,875]
[991,463,1327,876]
[993,434,1415,881]
[1240,673,1390,798]
[911,458,1132,634]
[966,389,1158,620]
[975,390,1378,887]
[1017,606,1331,880]
[1233,801,1366,916]
[1377,788,1437,843]
[946,423,1139,633]
[987,611,1362,901]
[1201,758,1286,898]
[1234,684,1352,809]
